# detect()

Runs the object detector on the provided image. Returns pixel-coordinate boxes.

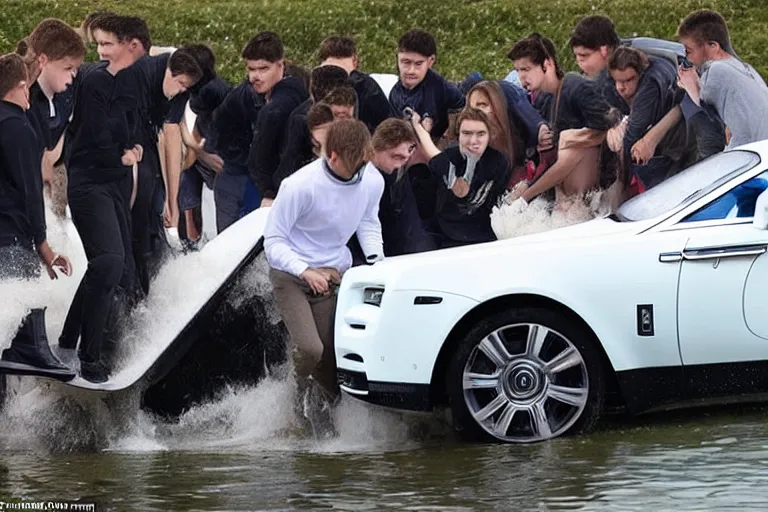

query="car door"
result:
[674,171,768,366]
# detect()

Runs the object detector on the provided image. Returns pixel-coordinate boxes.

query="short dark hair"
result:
[185,44,216,84]
[28,18,87,61]
[81,10,115,36]
[324,86,357,108]
[318,36,357,61]
[91,14,152,52]
[398,29,437,58]
[608,46,650,74]
[678,9,732,53]
[168,47,204,84]
[0,53,28,99]
[326,119,372,172]
[242,31,284,62]
[372,119,417,153]
[285,63,311,93]
[507,33,563,78]
[569,15,620,50]
[310,64,349,101]
[307,102,335,131]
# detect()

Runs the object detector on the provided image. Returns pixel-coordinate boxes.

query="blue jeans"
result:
[213,164,262,234]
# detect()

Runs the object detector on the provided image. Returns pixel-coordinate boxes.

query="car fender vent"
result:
[414,296,443,305]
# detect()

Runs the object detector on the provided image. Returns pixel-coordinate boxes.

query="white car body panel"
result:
[336,143,768,411]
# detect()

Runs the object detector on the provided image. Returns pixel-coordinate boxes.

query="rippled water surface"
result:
[3,395,768,511]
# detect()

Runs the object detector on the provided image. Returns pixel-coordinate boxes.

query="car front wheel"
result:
[446,307,605,443]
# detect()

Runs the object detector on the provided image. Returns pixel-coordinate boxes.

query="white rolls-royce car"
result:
[334,144,768,443]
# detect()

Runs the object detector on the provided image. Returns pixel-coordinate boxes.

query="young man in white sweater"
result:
[265,118,384,416]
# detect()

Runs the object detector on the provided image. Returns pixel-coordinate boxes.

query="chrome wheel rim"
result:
[462,323,589,443]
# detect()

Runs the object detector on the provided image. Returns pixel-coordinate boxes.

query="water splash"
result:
[0,204,435,455]
[490,181,623,240]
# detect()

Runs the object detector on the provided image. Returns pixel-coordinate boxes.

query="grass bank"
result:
[1,0,767,84]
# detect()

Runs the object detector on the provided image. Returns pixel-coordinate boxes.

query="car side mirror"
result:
[754,189,768,230]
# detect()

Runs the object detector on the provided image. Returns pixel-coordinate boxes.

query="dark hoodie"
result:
[248,76,309,198]
[498,81,547,151]
[274,98,313,191]
[210,79,264,170]
[619,56,694,187]
[349,70,394,133]
[0,101,46,247]
[389,68,465,139]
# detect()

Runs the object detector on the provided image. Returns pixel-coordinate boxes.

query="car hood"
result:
[344,216,653,291]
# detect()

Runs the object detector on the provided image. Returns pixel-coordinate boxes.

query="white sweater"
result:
[264,158,385,277]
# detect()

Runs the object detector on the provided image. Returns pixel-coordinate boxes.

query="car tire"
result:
[446,307,605,443]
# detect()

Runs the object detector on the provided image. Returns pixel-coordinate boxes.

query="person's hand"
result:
[301,268,331,295]
[607,121,627,153]
[421,116,434,134]
[725,126,732,146]
[407,108,422,126]
[507,196,529,214]
[133,144,144,162]
[122,149,138,166]
[45,253,72,280]
[199,151,224,173]
[451,177,470,198]
[677,66,701,105]
[537,124,554,151]
[508,181,529,202]
[316,267,341,285]
[163,201,179,228]
[260,197,274,208]
[631,136,657,166]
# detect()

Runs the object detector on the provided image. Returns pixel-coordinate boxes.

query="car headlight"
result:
[363,287,385,307]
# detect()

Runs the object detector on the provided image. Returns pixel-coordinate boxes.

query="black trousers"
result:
[132,147,168,295]
[64,172,134,365]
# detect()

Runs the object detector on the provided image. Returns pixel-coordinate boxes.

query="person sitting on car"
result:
[409,107,511,249]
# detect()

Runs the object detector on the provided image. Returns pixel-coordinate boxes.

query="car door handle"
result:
[682,244,768,261]
[659,251,683,263]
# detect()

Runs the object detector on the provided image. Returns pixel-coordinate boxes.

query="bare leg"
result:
[522,147,585,202]
[185,209,200,241]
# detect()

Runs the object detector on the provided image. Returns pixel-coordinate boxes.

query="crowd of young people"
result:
[1,10,767,425]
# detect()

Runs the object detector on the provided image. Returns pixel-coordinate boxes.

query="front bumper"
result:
[337,369,431,411]
[334,283,479,411]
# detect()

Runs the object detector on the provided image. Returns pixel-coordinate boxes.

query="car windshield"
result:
[616,150,761,222]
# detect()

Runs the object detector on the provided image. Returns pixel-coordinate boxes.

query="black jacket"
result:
[430,146,511,244]
[389,68,465,139]
[0,101,46,246]
[274,99,313,191]
[210,79,264,170]
[349,70,394,133]
[27,81,76,154]
[116,54,189,149]
[65,66,136,182]
[548,73,613,135]
[248,76,309,198]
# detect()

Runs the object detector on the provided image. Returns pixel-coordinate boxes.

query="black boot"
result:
[0,308,76,382]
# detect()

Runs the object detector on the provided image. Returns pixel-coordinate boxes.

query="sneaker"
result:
[79,360,109,384]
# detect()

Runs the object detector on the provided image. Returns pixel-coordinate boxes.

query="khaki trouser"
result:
[269,268,339,396]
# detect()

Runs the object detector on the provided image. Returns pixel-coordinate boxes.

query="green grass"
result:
[2,0,768,84]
